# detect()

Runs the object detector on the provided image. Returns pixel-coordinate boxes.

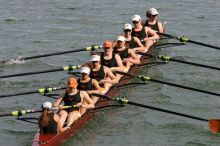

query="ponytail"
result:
[38,109,51,133]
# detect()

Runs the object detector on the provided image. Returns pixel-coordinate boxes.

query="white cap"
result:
[117,35,125,42]
[148,8,159,16]
[132,15,141,22]
[90,55,100,62]
[42,101,52,110]
[80,66,90,74]
[123,23,132,31]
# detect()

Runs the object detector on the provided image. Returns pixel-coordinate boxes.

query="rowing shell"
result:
[32,44,159,146]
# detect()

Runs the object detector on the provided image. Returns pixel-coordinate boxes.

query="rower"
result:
[38,101,66,134]
[101,40,125,72]
[131,14,159,52]
[90,54,117,94]
[114,35,140,70]
[77,66,103,113]
[123,23,145,49]
[54,77,94,127]
[143,8,165,33]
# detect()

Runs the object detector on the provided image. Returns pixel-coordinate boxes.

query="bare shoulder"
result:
[92,78,98,84]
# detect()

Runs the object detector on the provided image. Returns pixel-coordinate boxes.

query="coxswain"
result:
[77,66,103,114]
[143,8,165,33]
[90,54,117,94]
[114,35,140,70]
[38,101,66,134]
[54,77,94,127]
[131,14,159,52]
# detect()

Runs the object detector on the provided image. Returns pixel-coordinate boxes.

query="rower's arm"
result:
[92,79,103,93]
[54,93,64,107]
[54,114,67,133]
[81,91,95,109]
[104,66,118,84]
[115,54,124,67]
[87,79,103,94]
[129,49,138,59]
[144,27,159,41]
[134,37,144,47]
[128,49,140,64]
[158,21,164,33]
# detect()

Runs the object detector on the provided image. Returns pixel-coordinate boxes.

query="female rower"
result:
[38,101,66,134]
[90,54,117,94]
[100,40,125,72]
[131,14,159,52]
[143,8,165,33]
[114,35,140,70]
[77,66,103,112]
[54,77,94,127]
[123,23,145,49]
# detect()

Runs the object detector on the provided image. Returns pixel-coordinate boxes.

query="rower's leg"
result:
[58,110,68,127]
[66,111,81,127]
[144,40,154,53]
[80,100,88,115]
[91,95,99,103]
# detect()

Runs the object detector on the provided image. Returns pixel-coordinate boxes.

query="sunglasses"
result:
[132,21,139,24]
[124,29,131,32]
[92,61,99,63]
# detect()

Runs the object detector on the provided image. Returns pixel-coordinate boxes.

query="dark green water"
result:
[0,0,220,146]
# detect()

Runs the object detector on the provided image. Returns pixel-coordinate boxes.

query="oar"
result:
[137,61,167,68]
[0,105,76,117]
[0,86,66,98]
[158,55,220,71]
[92,93,220,134]
[157,32,220,51]
[0,65,81,79]
[114,71,220,97]
[0,45,102,64]
[155,42,186,49]
[139,53,220,71]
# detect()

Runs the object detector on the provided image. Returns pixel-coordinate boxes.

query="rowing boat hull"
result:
[32,46,158,146]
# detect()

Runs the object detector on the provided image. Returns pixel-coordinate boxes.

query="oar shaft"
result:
[92,94,209,122]
[0,109,42,117]
[0,91,38,98]
[170,58,220,71]
[157,32,220,50]
[0,45,102,64]
[187,39,220,50]
[149,78,220,97]
[0,68,63,79]
[24,49,84,60]
[127,101,208,122]
[0,87,66,98]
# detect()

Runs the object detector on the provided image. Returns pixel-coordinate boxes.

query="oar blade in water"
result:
[208,119,220,134]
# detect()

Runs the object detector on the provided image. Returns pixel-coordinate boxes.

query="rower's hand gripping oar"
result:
[0,105,77,117]
[114,71,220,97]
[0,65,81,79]
[0,45,102,64]
[157,32,220,51]
[92,93,220,134]
[0,86,66,98]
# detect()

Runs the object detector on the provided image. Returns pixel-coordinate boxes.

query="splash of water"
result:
[6,56,26,65]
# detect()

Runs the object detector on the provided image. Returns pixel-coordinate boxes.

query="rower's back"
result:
[38,102,58,134]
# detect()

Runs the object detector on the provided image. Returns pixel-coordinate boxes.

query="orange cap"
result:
[103,40,112,48]
[68,77,78,88]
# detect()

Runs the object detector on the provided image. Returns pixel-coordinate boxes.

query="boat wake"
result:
[5,56,26,65]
